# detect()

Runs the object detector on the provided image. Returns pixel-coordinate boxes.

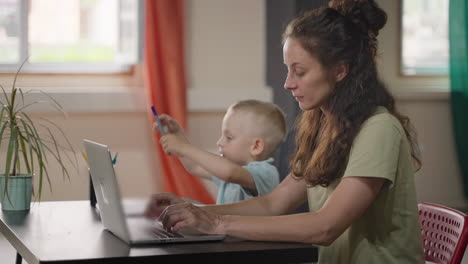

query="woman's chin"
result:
[298,102,317,111]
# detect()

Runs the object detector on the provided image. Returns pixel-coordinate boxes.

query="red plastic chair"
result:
[418,202,468,264]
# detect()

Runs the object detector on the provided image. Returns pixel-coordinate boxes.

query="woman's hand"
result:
[159,202,225,235]
[144,192,185,219]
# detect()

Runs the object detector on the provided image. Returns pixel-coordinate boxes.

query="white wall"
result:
[185,0,272,110]
[376,0,466,208]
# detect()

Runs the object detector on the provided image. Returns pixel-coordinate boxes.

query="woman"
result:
[146,0,424,263]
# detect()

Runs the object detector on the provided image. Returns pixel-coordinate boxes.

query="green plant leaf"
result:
[21,119,49,190]
[5,126,17,175]
[22,114,49,163]
[0,101,5,123]
[19,119,36,174]
[1,60,78,203]
[0,85,11,109]
[10,88,17,115]
[13,128,20,175]
[17,100,65,115]
[25,89,65,113]
[17,129,32,173]
[0,83,6,105]
[42,141,70,181]
[4,125,17,176]
[18,88,25,105]
[11,58,28,93]
[36,159,51,201]
[0,120,7,151]
[0,107,6,150]
[46,127,68,180]
[39,117,79,169]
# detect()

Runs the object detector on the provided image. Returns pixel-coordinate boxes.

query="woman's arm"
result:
[161,175,385,246]
[219,176,385,245]
[147,173,308,218]
[202,173,308,216]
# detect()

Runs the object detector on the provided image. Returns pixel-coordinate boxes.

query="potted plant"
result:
[0,62,78,210]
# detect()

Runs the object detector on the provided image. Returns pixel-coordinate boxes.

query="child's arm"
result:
[153,115,212,179]
[160,134,256,189]
[178,154,213,180]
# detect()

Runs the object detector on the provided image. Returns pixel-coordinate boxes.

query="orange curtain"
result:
[143,0,214,204]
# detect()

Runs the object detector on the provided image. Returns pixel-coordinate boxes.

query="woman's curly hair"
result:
[283,0,421,187]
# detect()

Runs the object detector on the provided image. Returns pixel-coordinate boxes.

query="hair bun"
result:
[329,0,387,37]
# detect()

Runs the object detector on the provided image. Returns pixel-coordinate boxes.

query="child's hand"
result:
[160,134,190,156]
[153,114,184,136]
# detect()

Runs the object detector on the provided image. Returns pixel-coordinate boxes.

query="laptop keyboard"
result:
[151,227,184,238]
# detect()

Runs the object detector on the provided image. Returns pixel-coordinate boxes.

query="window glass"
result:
[118,0,139,64]
[0,0,140,71]
[0,0,20,63]
[401,0,448,75]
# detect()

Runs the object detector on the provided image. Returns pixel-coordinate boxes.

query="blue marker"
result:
[151,106,166,135]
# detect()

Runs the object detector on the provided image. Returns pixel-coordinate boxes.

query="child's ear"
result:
[250,138,265,157]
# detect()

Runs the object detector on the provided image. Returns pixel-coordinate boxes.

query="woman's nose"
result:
[216,138,222,147]
[284,74,296,90]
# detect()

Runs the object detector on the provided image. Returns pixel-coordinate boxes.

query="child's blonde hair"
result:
[228,100,287,160]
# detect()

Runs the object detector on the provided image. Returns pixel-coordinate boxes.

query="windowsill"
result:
[1,87,142,113]
[6,86,448,114]
[0,64,135,74]
[5,86,449,114]
[5,85,273,113]
[393,88,450,101]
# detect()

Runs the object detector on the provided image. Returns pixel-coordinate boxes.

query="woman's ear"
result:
[334,62,349,82]
[250,138,265,157]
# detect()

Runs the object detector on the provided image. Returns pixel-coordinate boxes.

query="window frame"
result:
[398,0,449,77]
[0,0,144,74]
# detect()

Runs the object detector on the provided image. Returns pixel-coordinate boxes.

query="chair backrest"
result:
[418,202,468,264]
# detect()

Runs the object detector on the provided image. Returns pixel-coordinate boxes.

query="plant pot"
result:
[0,174,33,211]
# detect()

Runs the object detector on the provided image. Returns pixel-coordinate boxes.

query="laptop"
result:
[83,139,226,245]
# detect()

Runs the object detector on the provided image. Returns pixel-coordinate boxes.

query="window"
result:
[401,0,448,76]
[0,0,142,73]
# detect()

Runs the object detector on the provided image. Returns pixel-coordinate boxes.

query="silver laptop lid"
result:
[84,139,132,243]
[84,139,226,245]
